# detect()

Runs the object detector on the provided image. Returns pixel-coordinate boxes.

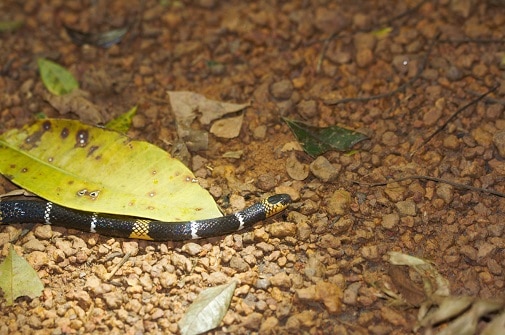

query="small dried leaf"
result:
[0,245,44,305]
[178,280,237,335]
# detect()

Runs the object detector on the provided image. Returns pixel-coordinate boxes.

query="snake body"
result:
[0,194,291,241]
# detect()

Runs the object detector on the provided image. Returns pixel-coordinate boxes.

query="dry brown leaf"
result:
[43,89,104,124]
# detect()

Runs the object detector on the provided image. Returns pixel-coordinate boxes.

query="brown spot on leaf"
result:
[42,120,52,131]
[21,167,28,173]
[61,127,69,139]
[23,128,44,149]
[75,129,89,147]
[67,180,74,185]
[87,145,99,157]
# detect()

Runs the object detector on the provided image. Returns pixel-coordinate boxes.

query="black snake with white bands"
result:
[0,194,291,241]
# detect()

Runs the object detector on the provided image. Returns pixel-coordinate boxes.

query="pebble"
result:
[396,200,416,216]
[319,234,341,249]
[230,256,250,272]
[269,79,294,100]
[181,242,203,256]
[343,281,361,305]
[356,48,374,68]
[267,221,297,238]
[256,172,277,191]
[309,156,340,182]
[23,238,45,252]
[33,225,53,240]
[443,134,460,150]
[159,272,177,289]
[304,254,326,279]
[296,220,311,241]
[296,100,317,119]
[25,251,49,270]
[327,189,351,216]
[285,310,317,329]
[295,281,342,313]
[381,213,399,229]
[242,312,262,330]
[269,272,291,289]
[492,130,505,158]
[258,316,279,334]
[286,152,309,181]
[314,7,348,34]
[121,242,139,256]
[436,184,454,204]
[381,131,399,146]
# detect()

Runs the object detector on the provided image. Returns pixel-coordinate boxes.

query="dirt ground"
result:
[1,0,505,334]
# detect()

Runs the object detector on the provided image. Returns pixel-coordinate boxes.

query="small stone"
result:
[256,172,277,191]
[343,282,361,305]
[446,65,463,81]
[315,281,342,313]
[492,130,505,158]
[66,289,92,309]
[395,200,416,216]
[319,234,341,249]
[159,272,177,289]
[55,239,75,257]
[310,156,340,182]
[423,98,445,126]
[258,316,279,334]
[296,221,311,241]
[252,125,267,140]
[296,100,317,119]
[361,245,379,260]
[242,312,262,330]
[472,126,494,147]
[269,79,294,100]
[443,135,460,150]
[381,131,399,146]
[23,238,45,252]
[436,184,454,204]
[121,241,139,256]
[207,271,229,285]
[267,222,297,238]
[103,292,123,309]
[327,189,351,216]
[286,152,309,181]
[314,7,348,34]
[356,48,374,68]
[230,256,249,272]
[304,254,326,279]
[382,213,399,229]
[460,245,477,261]
[25,251,49,270]
[181,242,203,256]
[353,32,376,51]
[270,272,291,288]
[33,225,53,240]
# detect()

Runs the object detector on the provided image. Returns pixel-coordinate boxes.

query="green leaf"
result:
[0,245,44,306]
[372,26,393,38]
[37,58,79,96]
[0,119,221,221]
[105,105,138,133]
[178,280,237,335]
[283,117,369,157]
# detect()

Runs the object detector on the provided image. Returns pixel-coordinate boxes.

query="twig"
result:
[466,89,505,106]
[410,85,499,156]
[105,252,131,281]
[325,32,440,105]
[355,175,505,198]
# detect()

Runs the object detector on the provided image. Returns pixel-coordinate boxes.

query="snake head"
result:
[263,194,292,217]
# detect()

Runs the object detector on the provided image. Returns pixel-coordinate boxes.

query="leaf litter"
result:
[381,252,505,334]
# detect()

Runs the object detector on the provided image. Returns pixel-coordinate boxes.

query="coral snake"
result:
[0,194,292,241]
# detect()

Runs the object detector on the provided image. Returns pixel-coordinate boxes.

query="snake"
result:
[0,194,291,241]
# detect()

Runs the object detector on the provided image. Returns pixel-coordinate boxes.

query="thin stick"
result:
[411,85,499,156]
[355,175,505,198]
[105,252,131,281]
